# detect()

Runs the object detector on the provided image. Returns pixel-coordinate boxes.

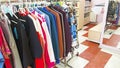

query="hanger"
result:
[0,1,2,13]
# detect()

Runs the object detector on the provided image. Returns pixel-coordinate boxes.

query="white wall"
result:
[91,0,106,6]
[91,0,107,23]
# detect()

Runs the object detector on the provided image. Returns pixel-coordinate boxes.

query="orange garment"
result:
[46,7,64,58]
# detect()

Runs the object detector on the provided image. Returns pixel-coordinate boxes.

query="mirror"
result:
[102,0,120,50]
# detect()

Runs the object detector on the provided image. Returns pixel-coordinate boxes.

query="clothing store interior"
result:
[0,0,120,68]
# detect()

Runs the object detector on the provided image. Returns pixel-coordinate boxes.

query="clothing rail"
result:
[0,0,76,68]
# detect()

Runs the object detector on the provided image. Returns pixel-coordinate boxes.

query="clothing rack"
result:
[105,0,119,31]
[60,0,80,68]
[0,0,79,68]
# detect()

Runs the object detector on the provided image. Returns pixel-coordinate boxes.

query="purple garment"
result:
[53,6,72,57]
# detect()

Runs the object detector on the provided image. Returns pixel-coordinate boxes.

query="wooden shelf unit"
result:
[84,0,91,25]
[73,0,85,30]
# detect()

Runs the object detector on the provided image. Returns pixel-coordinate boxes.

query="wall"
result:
[91,0,106,23]
[91,0,106,6]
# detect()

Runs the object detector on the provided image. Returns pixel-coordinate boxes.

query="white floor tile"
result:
[104,55,120,68]
[104,29,115,39]
[56,56,89,68]
[117,42,120,49]
[66,44,88,60]
[114,27,120,35]
[77,30,88,44]
[82,26,89,30]
[103,34,112,39]
[101,49,115,55]
[72,40,79,47]
[74,44,88,55]
[78,30,88,36]
[78,36,88,44]
[56,62,70,68]
[101,49,120,56]
[68,56,89,68]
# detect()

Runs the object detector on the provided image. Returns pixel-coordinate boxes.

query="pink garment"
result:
[0,26,12,68]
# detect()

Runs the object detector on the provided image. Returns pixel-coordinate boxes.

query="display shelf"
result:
[84,16,90,25]
[85,5,91,7]
[84,11,91,14]
[74,0,85,30]
[84,0,91,25]
[69,0,91,30]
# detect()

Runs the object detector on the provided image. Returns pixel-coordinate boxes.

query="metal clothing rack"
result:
[59,0,80,68]
[48,0,78,68]
[1,0,79,68]
[50,0,73,67]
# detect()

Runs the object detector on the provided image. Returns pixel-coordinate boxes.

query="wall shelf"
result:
[84,0,91,25]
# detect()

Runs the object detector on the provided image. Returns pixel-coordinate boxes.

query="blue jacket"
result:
[0,51,4,68]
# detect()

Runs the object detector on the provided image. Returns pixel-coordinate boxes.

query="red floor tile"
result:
[103,34,120,47]
[83,33,88,37]
[81,40,99,47]
[80,46,101,61]
[106,25,118,30]
[84,23,96,31]
[80,40,101,61]
[85,51,112,68]
[102,38,109,45]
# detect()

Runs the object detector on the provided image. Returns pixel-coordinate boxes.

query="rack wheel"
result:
[71,47,74,52]
[75,45,79,49]
[76,52,79,56]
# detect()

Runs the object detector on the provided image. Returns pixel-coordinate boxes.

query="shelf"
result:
[85,5,91,7]
[75,7,79,9]
[84,16,89,19]
[84,12,90,18]
[84,11,91,14]
[84,17,90,25]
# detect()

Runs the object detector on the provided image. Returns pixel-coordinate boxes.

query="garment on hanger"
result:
[28,13,46,68]
[0,51,4,68]
[0,14,22,68]
[0,2,73,68]
[68,10,77,40]
[6,13,34,68]
[46,6,64,58]
[32,10,56,67]
[116,3,120,25]
[39,7,60,64]
[34,8,51,35]
[15,12,45,68]
[0,26,12,68]
[107,1,118,21]
[50,6,65,58]
[53,6,72,57]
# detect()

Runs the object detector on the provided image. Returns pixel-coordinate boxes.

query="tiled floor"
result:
[84,24,96,31]
[80,40,101,61]
[103,25,120,48]
[55,23,120,68]
[83,33,88,37]
[103,34,120,47]
[85,51,112,68]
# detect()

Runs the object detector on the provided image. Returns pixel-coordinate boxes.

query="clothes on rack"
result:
[0,25,12,68]
[106,1,120,28]
[0,3,72,68]
[116,3,120,25]
[68,7,77,41]
[0,51,4,68]
[0,13,22,68]
[107,1,118,22]
[53,6,72,57]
